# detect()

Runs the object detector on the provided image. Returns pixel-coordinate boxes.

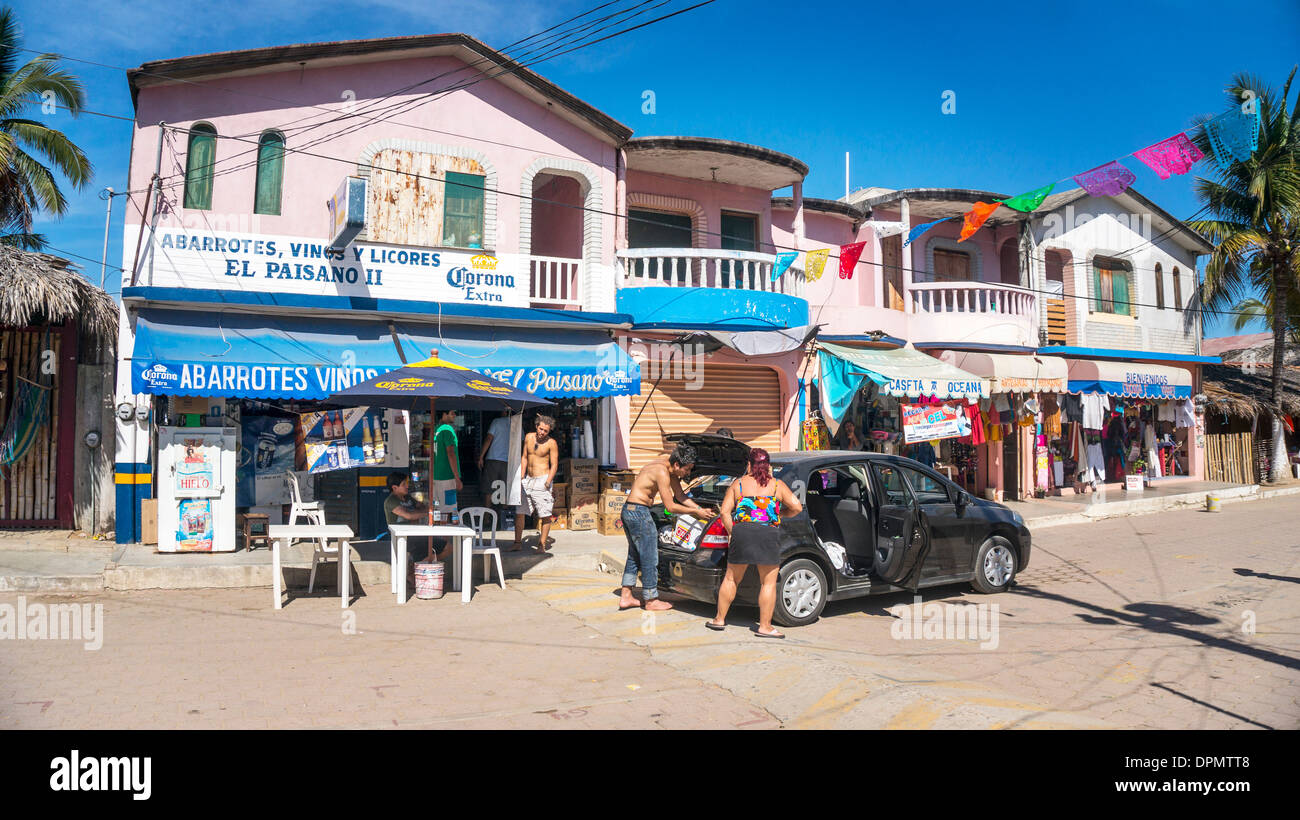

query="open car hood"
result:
[664,432,751,478]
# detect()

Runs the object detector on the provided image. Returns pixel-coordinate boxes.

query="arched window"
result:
[254,131,285,216]
[1154,263,1165,309]
[1172,266,1183,311]
[183,123,217,210]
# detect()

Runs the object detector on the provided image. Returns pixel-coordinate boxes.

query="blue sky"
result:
[13,0,1300,337]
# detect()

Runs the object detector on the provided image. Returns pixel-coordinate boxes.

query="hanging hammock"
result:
[0,375,51,476]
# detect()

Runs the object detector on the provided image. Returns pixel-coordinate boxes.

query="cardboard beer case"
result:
[597,512,625,536]
[551,511,569,530]
[569,508,597,531]
[552,483,568,510]
[599,469,634,492]
[599,489,629,516]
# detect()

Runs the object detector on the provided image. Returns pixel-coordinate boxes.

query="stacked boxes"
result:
[562,458,598,531]
[597,467,632,536]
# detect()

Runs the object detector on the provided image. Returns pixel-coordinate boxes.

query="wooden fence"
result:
[1205,432,1257,485]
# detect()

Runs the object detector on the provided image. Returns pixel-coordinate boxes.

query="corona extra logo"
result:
[470,254,498,270]
[398,377,423,383]
[466,379,511,394]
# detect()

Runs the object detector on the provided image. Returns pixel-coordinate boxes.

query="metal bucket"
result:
[414,562,445,599]
[1206,494,1221,513]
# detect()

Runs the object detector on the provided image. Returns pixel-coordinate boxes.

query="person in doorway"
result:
[618,443,716,612]
[478,411,512,516]
[431,409,461,509]
[513,415,558,552]
[383,471,447,565]
[836,420,863,451]
[706,448,803,638]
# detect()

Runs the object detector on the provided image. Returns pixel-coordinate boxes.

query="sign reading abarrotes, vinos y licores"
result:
[125,226,527,307]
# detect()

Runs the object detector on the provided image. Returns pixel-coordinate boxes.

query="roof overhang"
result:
[770,197,862,222]
[625,136,808,189]
[128,33,633,145]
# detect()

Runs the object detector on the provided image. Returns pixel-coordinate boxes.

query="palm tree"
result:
[0,7,92,250]
[1189,69,1300,482]
[1229,296,1298,342]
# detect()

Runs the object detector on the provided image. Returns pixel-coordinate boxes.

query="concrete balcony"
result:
[528,255,582,308]
[906,280,1040,347]
[615,248,805,299]
[613,248,809,330]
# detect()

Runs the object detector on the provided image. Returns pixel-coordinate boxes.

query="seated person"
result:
[384,471,449,565]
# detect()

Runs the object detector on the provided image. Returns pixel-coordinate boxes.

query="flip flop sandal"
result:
[704,621,726,631]
[754,629,785,639]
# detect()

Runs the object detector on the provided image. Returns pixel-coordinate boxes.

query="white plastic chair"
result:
[460,506,504,589]
[283,472,334,592]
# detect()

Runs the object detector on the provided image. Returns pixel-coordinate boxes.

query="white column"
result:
[792,181,805,245]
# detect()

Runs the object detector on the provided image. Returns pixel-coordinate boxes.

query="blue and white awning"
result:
[129,309,639,400]
[1066,358,1192,399]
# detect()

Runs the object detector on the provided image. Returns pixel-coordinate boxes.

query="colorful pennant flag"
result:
[1133,133,1204,180]
[838,242,866,279]
[1206,107,1261,171]
[958,202,1001,242]
[904,216,956,247]
[1000,182,1056,213]
[804,249,829,282]
[771,251,798,282]
[1073,160,1137,197]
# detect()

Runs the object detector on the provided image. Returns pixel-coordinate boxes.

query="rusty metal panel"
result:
[367,150,485,247]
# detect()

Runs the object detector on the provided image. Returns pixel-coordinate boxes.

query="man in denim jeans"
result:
[618,443,716,611]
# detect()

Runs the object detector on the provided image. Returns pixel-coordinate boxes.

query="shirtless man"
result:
[513,415,558,551]
[618,443,716,611]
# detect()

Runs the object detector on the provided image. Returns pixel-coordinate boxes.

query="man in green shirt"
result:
[431,409,461,509]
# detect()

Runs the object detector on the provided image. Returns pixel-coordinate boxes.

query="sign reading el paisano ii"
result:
[127,226,527,307]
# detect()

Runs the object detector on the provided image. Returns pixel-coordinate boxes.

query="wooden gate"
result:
[0,324,77,527]
[1205,432,1256,484]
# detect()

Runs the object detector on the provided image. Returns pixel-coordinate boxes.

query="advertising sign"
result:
[237,412,298,506]
[901,403,972,444]
[174,436,221,497]
[175,499,214,552]
[301,406,393,474]
[125,226,527,307]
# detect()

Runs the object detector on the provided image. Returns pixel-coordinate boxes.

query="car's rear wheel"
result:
[774,558,827,627]
[971,536,1017,594]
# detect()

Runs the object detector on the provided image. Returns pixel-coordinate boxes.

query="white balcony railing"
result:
[908,280,1037,320]
[616,248,805,298]
[529,255,582,307]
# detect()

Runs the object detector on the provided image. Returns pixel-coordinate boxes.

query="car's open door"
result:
[868,461,930,589]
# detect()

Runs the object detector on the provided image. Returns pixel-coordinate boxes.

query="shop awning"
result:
[817,342,990,426]
[938,351,1068,393]
[129,309,640,400]
[1066,358,1192,399]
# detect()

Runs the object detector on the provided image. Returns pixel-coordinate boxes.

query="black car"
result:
[651,434,1032,627]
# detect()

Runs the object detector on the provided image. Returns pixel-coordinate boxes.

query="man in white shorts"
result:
[513,415,557,551]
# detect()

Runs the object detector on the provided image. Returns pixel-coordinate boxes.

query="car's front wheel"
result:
[971,536,1017,594]
[773,558,827,627]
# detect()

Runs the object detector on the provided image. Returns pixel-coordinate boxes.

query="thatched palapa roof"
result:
[1201,362,1300,419]
[0,246,117,342]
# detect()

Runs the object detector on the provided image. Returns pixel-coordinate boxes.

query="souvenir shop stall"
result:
[1061,359,1196,489]
[938,351,1070,502]
[813,342,990,486]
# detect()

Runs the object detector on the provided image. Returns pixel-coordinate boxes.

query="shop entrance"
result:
[1002,429,1020,502]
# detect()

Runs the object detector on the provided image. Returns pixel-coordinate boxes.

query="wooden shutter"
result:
[1172,267,1183,311]
[882,235,904,310]
[1154,263,1165,310]
[934,249,971,281]
[628,363,781,470]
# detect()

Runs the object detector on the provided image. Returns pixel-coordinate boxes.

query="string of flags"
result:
[769,102,1260,280]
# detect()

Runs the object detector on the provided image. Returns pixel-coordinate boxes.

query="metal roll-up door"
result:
[628,363,781,469]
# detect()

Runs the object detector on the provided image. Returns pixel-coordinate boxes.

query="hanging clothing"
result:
[1175,398,1196,428]
[910,442,936,467]
[1059,393,1083,424]
[1082,393,1108,431]
[967,404,986,445]
[1082,441,1106,484]
[1144,423,1162,478]
[1158,402,1176,423]
[1043,394,1062,440]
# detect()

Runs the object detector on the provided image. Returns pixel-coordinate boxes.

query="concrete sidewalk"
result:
[0,525,630,594]
[1004,479,1300,528]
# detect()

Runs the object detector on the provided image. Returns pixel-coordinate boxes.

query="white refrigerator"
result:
[157,426,236,552]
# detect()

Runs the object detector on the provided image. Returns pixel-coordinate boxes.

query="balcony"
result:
[615,248,805,298]
[528,255,582,308]
[613,248,810,330]
[906,280,1040,347]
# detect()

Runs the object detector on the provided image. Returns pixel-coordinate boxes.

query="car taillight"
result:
[700,518,729,550]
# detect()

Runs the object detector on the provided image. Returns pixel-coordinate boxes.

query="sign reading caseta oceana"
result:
[126,226,526,306]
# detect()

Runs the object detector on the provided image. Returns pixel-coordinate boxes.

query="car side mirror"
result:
[954,490,971,509]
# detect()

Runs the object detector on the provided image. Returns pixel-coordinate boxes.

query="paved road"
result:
[1,497,1296,729]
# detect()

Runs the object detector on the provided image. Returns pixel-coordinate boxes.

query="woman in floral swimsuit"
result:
[706,448,804,638]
